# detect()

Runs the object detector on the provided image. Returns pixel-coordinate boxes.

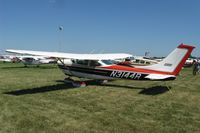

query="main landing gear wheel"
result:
[64,77,86,87]
[72,81,86,87]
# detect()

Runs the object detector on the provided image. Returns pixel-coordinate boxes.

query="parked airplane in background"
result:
[17,55,57,67]
[0,55,20,63]
[0,55,8,62]
[0,54,57,67]
[6,44,195,87]
[132,56,159,66]
[117,56,159,67]
[184,58,197,67]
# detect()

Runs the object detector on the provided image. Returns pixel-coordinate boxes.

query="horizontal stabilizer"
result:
[145,74,176,80]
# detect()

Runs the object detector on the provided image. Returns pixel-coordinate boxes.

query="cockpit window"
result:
[102,60,115,65]
[75,60,101,67]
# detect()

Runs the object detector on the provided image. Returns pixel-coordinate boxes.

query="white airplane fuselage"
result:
[58,59,172,81]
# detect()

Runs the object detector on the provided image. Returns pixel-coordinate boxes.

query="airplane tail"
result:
[137,44,195,76]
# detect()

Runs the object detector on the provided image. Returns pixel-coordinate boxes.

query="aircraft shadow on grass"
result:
[4,83,74,96]
[4,80,169,96]
[86,80,170,95]
[138,86,170,95]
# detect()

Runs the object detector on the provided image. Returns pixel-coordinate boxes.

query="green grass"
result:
[0,62,200,133]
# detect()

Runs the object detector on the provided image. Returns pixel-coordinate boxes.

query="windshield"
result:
[101,60,115,65]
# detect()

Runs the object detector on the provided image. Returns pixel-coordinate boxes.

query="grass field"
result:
[0,62,200,133]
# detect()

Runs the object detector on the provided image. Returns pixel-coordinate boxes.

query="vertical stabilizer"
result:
[137,44,195,75]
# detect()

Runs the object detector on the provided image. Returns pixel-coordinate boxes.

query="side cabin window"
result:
[89,60,101,67]
[135,59,140,63]
[140,60,145,64]
[76,60,89,66]
[146,61,150,65]
[75,60,101,67]
[23,58,35,62]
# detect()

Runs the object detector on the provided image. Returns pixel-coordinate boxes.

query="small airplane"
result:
[0,54,20,63]
[6,43,195,87]
[184,58,197,67]
[117,56,159,67]
[17,55,57,67]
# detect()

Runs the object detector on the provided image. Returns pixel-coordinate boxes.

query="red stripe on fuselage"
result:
[99,65,172,75]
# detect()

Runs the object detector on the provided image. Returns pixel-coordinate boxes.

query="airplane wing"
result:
[6,49,132,60]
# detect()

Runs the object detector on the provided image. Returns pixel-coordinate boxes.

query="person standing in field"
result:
[197,60,200,73]
[193,60,198,75]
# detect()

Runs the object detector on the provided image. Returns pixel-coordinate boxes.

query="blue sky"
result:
[0,0,199,56]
